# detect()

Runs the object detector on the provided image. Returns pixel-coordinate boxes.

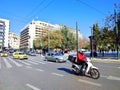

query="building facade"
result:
[20,20,83,51]
[9,32,20,50]
[20,20,60,51]
[0,18,9,51]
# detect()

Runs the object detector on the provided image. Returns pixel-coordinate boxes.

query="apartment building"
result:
[9,32,20,50]
[0,18,9,51]
[20,20,60,51]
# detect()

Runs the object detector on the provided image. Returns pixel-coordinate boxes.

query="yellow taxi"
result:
[13,52,28,60]
[0,51,8,57]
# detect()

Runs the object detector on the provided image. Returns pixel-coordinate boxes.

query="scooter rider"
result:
[76,49,88,75]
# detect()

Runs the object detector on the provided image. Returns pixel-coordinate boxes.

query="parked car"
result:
[13,52,28,59]
[45,52,67,63]
[0,51,8,57]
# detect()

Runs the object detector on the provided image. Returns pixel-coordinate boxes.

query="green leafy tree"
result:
[42,30,63,49]
[93,23,101,47]
[60,26,76,50]
[33,39,40,49]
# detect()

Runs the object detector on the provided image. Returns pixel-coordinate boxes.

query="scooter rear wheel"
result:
[72,67,80,75]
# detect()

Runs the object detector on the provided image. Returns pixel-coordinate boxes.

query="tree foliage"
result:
[92,6,120,51]
[60,26,76,50]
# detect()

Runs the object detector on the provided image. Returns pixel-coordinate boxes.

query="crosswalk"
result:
[0,57,46,69]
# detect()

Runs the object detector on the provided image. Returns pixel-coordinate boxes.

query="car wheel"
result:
[44,59,47,61]
[55,59,59,63]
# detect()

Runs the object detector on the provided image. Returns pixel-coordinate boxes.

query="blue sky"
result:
[0,0,119,38]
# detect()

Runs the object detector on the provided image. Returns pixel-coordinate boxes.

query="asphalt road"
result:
[0,55,120,90]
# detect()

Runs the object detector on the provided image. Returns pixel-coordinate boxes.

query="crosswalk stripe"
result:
[18,60,31,65]
[3,58,12,68]
[30,59,46,64]
[26,60,38,65]
[7,57,22,67]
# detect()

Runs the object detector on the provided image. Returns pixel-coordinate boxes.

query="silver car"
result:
[45,52,67,63]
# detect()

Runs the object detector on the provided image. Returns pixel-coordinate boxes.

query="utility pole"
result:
[114,4,119,59]
[48,23,50,52]
[76,22,78,55]
[89,27,93,58]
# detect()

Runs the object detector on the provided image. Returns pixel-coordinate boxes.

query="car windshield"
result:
[54,53,63,56]
[19,52,25,55]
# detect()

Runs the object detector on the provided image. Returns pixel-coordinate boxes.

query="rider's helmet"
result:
[78,49,86,53]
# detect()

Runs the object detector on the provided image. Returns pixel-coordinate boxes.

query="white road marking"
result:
[107,76,120,81]
[30,60,46,64]
[101,75,120,81]
[8,57,22,67]
[78,79,102,87]
[26,84,41,90]
[26,60,38,65]
[18,60,31,65]
[36,69,44,72]
[3,58,12,68]
[118,67,120,69]
[51,72,64,77]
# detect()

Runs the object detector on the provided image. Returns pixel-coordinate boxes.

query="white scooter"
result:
[71,57,100,79]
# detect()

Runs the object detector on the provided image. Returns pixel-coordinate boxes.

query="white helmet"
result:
[79,49,86,53]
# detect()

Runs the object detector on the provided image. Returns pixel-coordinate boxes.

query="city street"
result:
[0,55,120,90]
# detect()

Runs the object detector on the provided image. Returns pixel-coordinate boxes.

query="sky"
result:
[0,0,120,39]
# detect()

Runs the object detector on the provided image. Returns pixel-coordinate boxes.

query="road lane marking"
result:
[101,75,120,81]
[18,60,31,65]
[26,60,38,65]
[3,58,12,68]
[36,69,44,72]
[26,84,41,90]
[78,79,102,87]
[51,72,64,77]
[107,76,120,81]
[8,57,22,67]
[118,67,120,69]
[30,59,46,64]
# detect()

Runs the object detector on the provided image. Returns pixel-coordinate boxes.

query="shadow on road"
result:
[57,68,73,74]
[57,68,94,79]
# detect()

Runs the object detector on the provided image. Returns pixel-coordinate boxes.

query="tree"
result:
[60,26,76,50]
[33,39,40,49]
[78,38,89,49]
[93,23,101,46]
[42,30,63,49]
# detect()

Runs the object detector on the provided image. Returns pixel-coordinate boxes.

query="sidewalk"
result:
[69,51,120,63]
[91,57,120,63]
